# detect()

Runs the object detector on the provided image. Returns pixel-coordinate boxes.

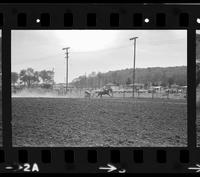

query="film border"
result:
[0,3,198,173]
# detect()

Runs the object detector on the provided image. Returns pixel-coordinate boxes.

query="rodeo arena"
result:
[11,31,187,147]
[11,67,188,147]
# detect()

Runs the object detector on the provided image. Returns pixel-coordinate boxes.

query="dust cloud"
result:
[12,88,86,98]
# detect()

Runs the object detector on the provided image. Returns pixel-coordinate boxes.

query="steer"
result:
[85,90,91,99]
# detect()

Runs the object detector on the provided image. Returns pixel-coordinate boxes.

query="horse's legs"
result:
[107,92,112,97]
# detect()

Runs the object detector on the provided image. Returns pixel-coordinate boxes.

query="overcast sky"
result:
[11,30,187,83]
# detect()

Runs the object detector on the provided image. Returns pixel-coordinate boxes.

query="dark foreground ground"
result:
[12,97,187,147]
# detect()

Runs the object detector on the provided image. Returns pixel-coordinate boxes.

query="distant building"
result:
[171,84,180,88]
[105,83,119,90]
[170,84,187,92]
[180,85,187,93]
[127,83,145,90]
[53,83,75,92]
[150,86,163,92]
[53,83,65,90]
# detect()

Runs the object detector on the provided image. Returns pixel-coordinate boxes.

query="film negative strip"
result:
[0,3,199,174]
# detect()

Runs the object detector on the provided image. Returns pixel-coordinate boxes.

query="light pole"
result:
[62,47,70,94]
[130,37,138,98]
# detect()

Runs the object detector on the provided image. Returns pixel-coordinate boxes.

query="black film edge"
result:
[0,3,199,174]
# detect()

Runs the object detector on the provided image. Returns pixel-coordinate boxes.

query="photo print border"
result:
[0,3,198,174]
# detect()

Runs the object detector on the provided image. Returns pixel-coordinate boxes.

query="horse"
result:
[96,88,113,98]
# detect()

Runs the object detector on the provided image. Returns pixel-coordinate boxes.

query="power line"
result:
[70,44,132,54]
[16,44,133,64]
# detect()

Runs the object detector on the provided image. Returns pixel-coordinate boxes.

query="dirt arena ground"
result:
[12,97,187,147]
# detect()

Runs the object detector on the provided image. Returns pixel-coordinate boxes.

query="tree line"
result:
[11,66,187,90]
[12,68,54,89]
[71,66,187,89]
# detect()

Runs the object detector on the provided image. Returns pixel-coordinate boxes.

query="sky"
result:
[11,30,187,83]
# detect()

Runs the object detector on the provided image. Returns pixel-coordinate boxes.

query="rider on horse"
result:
[102,86,107,91]
[97,85,113,98]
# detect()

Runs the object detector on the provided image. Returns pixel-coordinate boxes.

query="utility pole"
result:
[130,37,138,98]
[62,47,70,94]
